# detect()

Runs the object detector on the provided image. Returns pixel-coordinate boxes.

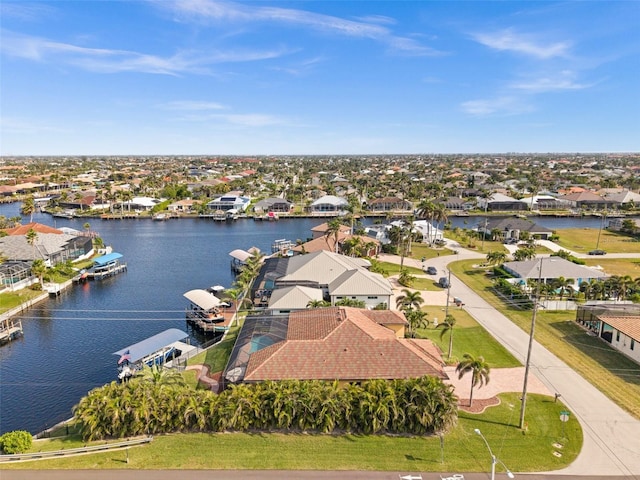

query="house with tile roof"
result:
[576,304,640,364]
[224,307,446,385]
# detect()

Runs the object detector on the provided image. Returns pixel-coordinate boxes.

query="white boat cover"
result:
[229,249,252,262]
[184,289,222,310]
[113,328,189,364]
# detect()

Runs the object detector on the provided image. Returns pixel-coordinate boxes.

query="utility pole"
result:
[520,257,543,429]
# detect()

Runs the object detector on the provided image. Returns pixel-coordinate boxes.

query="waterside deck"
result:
[0,318,23,343]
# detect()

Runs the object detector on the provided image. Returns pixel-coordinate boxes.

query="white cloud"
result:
[461,96,534,116]
[472,28,570,59]
[158,0,443,56]
[510,71,594,92]
[0,30,291,75]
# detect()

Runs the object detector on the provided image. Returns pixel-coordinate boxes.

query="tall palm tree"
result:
[456,353,490,407]
[437,314,457,360]
[324,218,343,253]
[30,259,47,285]
[395,288,424,311]
[26,228,39,258]
[20,195,36,222]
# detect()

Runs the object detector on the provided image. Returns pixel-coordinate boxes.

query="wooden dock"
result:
[0,318,23,343]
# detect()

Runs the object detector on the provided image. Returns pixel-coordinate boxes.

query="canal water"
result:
[0,204,635,434]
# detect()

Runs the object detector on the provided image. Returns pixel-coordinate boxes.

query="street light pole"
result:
[475,428,514,480]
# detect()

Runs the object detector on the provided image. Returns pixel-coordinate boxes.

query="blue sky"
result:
[1,1,638,155]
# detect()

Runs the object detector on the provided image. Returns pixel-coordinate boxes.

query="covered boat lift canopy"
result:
[93,252,123,266]
[113,328,189,364]
[184,289,222,311]
[229,249,252,263]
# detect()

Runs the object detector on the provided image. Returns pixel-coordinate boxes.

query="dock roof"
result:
[183,289,221,310]
[113,328,189,364]
[93,252,123,266]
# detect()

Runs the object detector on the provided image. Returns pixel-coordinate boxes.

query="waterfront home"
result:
[118,196,162,212]
[576,304,640,364]
[252,250,392,310]
[167,199,197,214]
[253,197,293,214]
[309,195,348,214]
[559,191,616,210]
[367,196,412,212]
[0,222,94,266]
[477,217,554,241]
[223,307,446,385]
[206,195,251,212]
[477,192,527,212]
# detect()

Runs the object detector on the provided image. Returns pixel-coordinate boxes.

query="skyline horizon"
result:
[2,1,638,156]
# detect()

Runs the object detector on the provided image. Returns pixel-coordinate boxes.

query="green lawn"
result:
[555,228,640,254]
[449,260,640,419]
[416,306,521,368]
[5,393,581,472]
[0,289,43,314]
[582,257,640,277]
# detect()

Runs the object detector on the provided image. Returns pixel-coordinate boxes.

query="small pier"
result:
[0,318,23,343]
[86,252,127,280]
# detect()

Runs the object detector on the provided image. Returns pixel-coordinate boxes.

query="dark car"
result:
[425,266,438,275]
[438,277,450,288]
[588,249,607,255]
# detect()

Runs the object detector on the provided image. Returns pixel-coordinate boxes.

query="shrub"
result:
[0,430,33,454]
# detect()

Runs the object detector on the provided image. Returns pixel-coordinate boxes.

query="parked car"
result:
[425,266,438,275]
[438,277,450,288]
[588,249,607,255]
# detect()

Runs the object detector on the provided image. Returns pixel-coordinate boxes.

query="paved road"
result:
[381,241,640,477]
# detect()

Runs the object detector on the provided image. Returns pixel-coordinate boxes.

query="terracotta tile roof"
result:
[244,307,446,382]
[361,309,408,325]
[3,222,64,236]
[600,316,640,342]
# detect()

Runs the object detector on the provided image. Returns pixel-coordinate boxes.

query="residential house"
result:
[502,257,608,292]
[367,196,412,212]
[559,191,614,211]
[478,193,527,212]
[0,223,93,278]
[309,195,348,214]
[167,199,197,214]
[478,217,554,241]
[576,304,640,363]
[253,197,293,214]
[206,195,251,212]
[223,306,446,385]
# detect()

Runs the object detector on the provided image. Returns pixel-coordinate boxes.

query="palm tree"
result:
[20,195,36,222]
[486,250,507,266]
[395,289,424,311]
[437,314,457,360]
[26,228,38,258]
[397,268,415,287]
[553,276,575,300]
[405,309,429,338]
[30,259,47,286]
[307,299,330,308]
[324,218,342,253]
[456,353,490,407]
[513,246,536,261]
